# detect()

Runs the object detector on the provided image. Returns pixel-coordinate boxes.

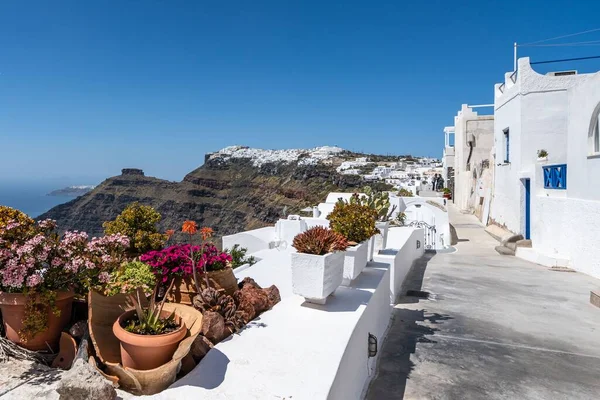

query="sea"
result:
[0,181,77,218]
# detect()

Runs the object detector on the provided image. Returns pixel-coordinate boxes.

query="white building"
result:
[442,126,455,192]
[445,104,494,220]
[490,57,600,278]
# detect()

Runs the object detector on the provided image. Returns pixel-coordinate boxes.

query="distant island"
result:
[47,185,96,197]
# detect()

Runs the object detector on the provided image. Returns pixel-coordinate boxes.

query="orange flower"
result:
[165,229,175,237]
[200,227,214,241]
[182,220,198,235]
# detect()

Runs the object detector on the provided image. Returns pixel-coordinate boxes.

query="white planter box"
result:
[537,156,548,162]
[291,251,344,304]
[342,241,369,286]
[374,221,390,254]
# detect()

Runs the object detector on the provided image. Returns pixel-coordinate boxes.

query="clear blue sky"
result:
[1,0,600,183]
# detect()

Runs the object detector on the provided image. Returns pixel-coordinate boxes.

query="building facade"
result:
[490,57,600,278]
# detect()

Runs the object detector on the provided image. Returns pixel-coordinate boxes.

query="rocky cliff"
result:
[39,146,393,238]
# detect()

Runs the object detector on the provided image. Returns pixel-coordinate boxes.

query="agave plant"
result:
[292,226,349,255]
[125,280,179,335]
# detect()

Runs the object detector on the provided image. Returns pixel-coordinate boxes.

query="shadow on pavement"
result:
[366,252,452,400]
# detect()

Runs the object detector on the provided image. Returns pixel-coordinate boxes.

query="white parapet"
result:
[132,226,425,400]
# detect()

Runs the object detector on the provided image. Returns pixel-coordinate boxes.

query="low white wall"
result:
[531,195,600,278]
[401,197,450,249]
[303,217,330,229]
[149,227,424,400]
[221,227,275,254]
[374,227,425,302]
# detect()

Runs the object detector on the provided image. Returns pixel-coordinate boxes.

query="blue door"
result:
[524,179,531,239]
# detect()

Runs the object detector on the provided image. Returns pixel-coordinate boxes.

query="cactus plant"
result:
[292,226,349,255]
[345,187,397,222]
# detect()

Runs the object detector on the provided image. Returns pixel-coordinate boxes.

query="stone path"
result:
[367,205,600,400]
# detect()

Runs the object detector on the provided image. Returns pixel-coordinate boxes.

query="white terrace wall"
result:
[161,227,425,400]
[491,57,590,235]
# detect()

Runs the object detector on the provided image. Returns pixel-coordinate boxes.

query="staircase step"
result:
[516,239,532,248]
[591,291,600,308]
[506,242,517,251]
[495,245,515,256]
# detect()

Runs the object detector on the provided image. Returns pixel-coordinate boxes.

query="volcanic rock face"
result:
[38,147,383,238]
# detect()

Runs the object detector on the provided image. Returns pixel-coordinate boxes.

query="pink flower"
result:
[98,272,110,283]
[26,274,43,287]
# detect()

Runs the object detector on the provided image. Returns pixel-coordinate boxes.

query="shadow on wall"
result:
[366,253,453,400]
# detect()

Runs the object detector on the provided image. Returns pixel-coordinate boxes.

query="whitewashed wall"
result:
[491,57,600,278]
[490,57,589,234]
[400,197,450,249]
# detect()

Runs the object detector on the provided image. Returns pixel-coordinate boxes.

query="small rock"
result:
[56,359,116,400]
[190,335,214,362]
[495,245,515,256]
[238,277,261,290]
[234,285,270,323]
[201,311,230,344]
[264,285,281,308]
[68,321,87,339]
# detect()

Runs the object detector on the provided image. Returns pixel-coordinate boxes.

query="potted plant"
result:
[0,206,130,350]
[327,199,378,285]
[443,188,452,199]
[537,149,548,162]
[112,281,187,370]
[141,222,236,302]
[105,261,157,297]
[291,226,349,304]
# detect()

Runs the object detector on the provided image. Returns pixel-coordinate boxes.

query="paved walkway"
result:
[367,205,600,400]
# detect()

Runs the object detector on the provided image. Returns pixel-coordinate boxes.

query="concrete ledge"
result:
[591,291,600,308]
[515,247,570,268]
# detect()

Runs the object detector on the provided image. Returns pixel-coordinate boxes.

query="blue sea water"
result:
[0,182,75,218]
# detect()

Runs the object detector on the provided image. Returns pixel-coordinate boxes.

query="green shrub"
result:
[327,199,379,244]
[103,202,167,256]
[106,261,157,296]
[225,244,257,268]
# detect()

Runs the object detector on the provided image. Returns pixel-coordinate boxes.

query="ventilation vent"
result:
[546,70,577,77]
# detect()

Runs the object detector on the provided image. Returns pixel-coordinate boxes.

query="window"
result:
[594,117,600,154]
[589,103,600,156]
[543,164,567,189]
[503,128,510,163]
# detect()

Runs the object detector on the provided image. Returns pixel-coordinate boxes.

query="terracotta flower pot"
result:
[112,309,187,371]
[169,269,238,304]
[206,268,238,296]
[0,291,74,351]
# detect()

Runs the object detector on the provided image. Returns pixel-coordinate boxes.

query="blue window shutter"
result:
[543,164,567,190]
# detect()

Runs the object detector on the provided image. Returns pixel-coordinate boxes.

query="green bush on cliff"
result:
[103,202,167,257]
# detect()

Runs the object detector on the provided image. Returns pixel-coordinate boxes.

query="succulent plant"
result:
[352,186,397,222]
[292,226,349,255]
[327,201,379,244]
[193,286,245,333]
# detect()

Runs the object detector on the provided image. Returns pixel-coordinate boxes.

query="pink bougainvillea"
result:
[140,243,232,283]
